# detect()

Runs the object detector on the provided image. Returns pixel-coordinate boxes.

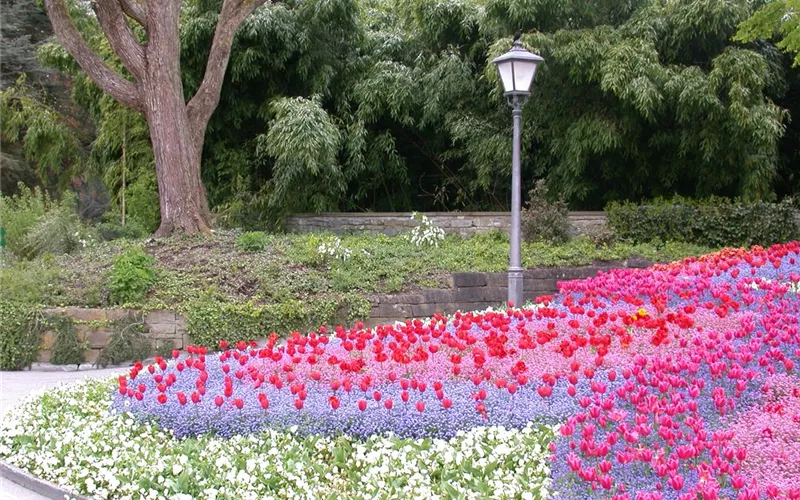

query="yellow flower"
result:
[637,308,647,317]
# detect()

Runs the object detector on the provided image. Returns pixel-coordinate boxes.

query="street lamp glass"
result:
[512,59,537,93]
[492,41,544,95]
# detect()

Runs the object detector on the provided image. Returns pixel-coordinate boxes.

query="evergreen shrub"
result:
[521,180,570,244]
[108,246,156,305]
[606,197,800,247]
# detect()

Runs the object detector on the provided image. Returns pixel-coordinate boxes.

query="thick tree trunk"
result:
[145,1,211,237]
[145,92,211,237]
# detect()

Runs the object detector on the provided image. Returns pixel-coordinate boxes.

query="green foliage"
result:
[521,180,570,243]
[0,257,64,304]
[28,0,798,218]
[606,197,800,247]
[184,294,266,349]
[0,77,82,191]
[21,192,88,258]
[236,231,271,252]
[0,185,87,260]
[3,227,718,347]
[123,169,160,233]
[47,315,85,367]
[184,291,349,348]
[96,315,152,368]
[0,183,51,259]
[256,96,345,213]
[107,247,156,305]
[0,0,53,87]
[736,0,800,67]
[0,301,43,370]
[94,211,150,242]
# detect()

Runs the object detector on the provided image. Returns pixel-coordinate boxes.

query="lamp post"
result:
[491,32,544,308]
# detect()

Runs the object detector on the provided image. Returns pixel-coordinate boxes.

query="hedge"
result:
[605,197,800,247]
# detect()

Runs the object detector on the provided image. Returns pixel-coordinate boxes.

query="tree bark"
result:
[144,0,211,236]
[44,0,267,237]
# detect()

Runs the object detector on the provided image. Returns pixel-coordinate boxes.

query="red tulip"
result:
[384,399,393,409]
[214,396,224,407]
[415,401,425,412]
[358,400,367,411]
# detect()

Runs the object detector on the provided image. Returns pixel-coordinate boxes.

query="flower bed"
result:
[2,242,800,499]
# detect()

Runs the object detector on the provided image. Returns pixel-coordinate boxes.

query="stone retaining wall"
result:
[365,260,651,327]
[36,261,650,361]
[39,308,187,364]
[286,211,607,237]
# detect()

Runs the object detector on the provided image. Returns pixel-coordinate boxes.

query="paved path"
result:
[0,367,124,500]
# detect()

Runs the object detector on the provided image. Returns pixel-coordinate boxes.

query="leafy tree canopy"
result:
[5,0,800,227]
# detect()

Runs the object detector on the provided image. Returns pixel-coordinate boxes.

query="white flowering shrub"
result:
[317,237,352,261]
[406,212,445,247]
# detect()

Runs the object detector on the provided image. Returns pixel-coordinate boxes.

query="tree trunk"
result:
[145,1,211,237]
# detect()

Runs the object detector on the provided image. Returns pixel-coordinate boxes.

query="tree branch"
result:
[118,0,147,27]
[186,0,268,149]
[93,0,146,80]
[44,0,143,112]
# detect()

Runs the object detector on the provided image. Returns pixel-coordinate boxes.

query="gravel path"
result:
[0,367,125,499]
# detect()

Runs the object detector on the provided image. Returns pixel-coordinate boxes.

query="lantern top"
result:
[491,32,544,99]
[490,36,544,68]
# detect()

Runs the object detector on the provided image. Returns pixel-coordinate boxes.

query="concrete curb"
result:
[0,461,93,500]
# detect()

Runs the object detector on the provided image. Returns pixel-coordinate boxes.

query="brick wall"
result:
[365,260,651,327]
[39,308,187,364]
[286,211,607,237]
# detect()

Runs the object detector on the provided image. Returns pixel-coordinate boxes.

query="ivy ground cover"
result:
[2,243,800,499]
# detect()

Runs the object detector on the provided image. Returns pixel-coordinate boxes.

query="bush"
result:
[236,231,271,252]
[47,315,85,367]
[96,314,152,368]
[0,184,51,259]
[0,257,63,304]
[108,246,156,305]
[21,192,88,258]
[606,197,800,247]
[94,211,150,241]
[521,180,570,243]
[0,301,43,370]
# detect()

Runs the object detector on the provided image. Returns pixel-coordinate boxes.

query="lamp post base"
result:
[508,266,524,308]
